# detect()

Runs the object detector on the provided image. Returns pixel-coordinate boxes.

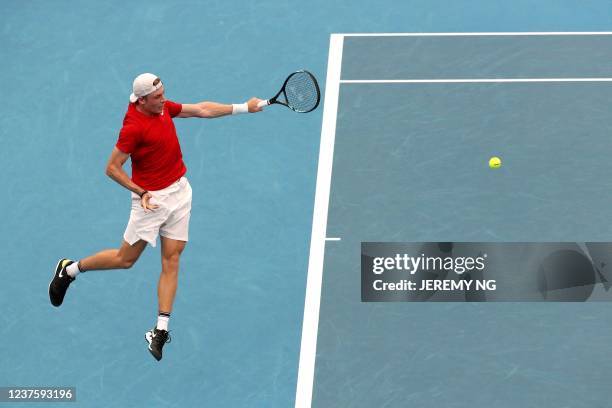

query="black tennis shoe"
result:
[145,328,171,361]
[48,258,75,307]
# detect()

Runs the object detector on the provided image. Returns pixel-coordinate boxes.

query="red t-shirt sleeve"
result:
[166,100,182,118]
[116,123,141,154]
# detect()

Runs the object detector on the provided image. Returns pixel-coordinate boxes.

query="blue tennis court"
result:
[302,33,612,408]
[3,1,612,407]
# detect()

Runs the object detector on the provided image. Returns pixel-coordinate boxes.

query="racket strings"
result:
[285,72,319,112]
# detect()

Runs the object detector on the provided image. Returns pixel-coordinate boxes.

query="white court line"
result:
[294,34,344,408]
[341,78,612,84]
[340,31,612,37]
[325,237,342,241]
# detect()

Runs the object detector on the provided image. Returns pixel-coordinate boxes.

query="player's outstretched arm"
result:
[178,97,263,118]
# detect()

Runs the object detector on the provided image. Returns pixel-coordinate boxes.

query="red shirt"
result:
[116,100,187,191]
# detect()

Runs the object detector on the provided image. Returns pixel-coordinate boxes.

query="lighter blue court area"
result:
[2,1,612,408]
[313,34,612,407]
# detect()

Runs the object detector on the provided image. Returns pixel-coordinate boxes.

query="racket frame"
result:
[267,70,321,113]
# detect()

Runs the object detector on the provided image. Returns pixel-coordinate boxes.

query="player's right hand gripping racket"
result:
[257,70,321,113]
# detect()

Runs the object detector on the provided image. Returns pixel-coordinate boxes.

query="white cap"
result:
[129,73,163,103]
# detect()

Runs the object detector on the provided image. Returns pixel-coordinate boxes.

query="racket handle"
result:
[257,100,269,108]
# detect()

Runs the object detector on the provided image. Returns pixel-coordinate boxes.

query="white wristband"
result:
[232,102,248,115]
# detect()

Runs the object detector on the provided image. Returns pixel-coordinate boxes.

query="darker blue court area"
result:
[314,33,612,408]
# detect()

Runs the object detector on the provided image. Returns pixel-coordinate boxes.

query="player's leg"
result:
[49,240,147,307]
[51,186,169,308]
[158,236,186,312]
[145,236,186,361]
[79,239,148,271]
[145,177,192,360]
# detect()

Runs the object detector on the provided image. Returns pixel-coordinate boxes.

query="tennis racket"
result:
[257,70,320,113]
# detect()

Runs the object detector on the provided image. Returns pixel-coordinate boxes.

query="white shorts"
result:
[123,177,192,247]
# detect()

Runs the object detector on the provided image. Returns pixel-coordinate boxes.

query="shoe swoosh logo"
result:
[58,260,70,278]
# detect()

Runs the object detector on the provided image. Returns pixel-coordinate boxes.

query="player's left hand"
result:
[247,97,264,113]
[141,192,159,213]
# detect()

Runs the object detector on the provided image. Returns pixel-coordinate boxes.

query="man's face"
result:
[139,85,166,115]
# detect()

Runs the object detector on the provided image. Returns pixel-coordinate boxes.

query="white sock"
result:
[156,313,170,331]
[66,261,81,278]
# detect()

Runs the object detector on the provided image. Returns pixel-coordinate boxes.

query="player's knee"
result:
[119,257,137,269]
[162,253,180,269]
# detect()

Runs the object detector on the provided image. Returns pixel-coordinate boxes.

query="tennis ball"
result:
[489,156,502,169]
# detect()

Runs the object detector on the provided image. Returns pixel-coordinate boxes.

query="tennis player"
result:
[49,73,263,361]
